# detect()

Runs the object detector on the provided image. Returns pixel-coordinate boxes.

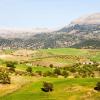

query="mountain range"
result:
[0,13,100,49]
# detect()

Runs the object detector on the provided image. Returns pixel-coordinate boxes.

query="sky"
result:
[0,0,100,29]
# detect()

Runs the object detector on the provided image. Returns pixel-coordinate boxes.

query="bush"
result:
[6,61,17,68]
[26,67,32,73]
[46,71,53,76]
[36,71,42,76]
[43,71,56,77]
[0,71,11,84]
[62,70,69,78]
[69,67,76,73]
[41,82,54,92]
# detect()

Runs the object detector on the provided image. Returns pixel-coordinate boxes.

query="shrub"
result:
[36,71,42,76]
[6,61,17,68]
[43,72,47,77]
[62,70,69,78]
[41,82,54,92]
[46,71,53,76]
[43,71,56,77]
[26,67,32,73]
[0,71,11,84]
[70,67,76,73]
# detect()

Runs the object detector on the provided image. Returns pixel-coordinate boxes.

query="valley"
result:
[0,48,100,100]
[0,0,100,100]
[0,10,100,100]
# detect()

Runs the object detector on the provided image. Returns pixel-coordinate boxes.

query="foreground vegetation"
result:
[0,48,99,100]
[0,78,100,100]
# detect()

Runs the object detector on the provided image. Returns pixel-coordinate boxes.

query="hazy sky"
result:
[0,0,100,28]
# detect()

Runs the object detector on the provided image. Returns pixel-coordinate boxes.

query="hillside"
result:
[0,13,100,49]
[71,40,100,49]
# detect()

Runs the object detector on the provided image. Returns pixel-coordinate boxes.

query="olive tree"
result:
[41,82,54,92]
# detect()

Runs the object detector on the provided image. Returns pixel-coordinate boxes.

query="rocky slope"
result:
[0,13,100,49]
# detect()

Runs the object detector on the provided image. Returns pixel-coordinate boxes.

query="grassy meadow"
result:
[0,78,100,100]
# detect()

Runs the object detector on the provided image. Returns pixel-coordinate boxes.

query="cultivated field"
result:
[0,48,100,100]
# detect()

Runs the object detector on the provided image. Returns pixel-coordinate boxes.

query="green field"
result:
[0,48,100,67]
[0,78,100,100]
[15,64,53,73]
[40,48,88,56]
[0,48,100,100]
[32,48,100,66]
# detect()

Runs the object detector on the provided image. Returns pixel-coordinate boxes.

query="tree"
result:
[0,71,11,84]
[94,82,100,91]
[6,61,16,72]
[54,68,61,75]
[41,82,54,92]
[26,67,32,73]
[49,64,53,68]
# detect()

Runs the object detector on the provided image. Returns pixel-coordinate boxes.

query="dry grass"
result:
[0,76,39,97]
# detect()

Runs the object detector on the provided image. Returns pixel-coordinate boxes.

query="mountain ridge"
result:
[0,13,100,49]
